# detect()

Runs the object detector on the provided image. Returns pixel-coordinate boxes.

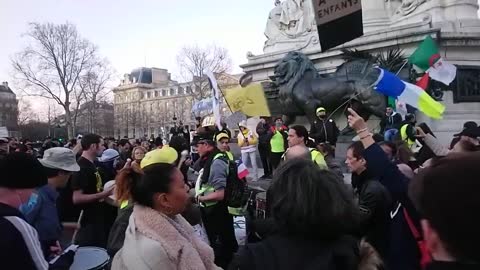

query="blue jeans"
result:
[384,129,398,142]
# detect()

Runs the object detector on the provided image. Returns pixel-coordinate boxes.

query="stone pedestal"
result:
[242,0,480,145]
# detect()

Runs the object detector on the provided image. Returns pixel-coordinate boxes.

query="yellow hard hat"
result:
[140,146,178,169]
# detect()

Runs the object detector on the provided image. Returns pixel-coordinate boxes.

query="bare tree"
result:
[11,22,98,138]
[17,98,35,125]
[77,60,115,134]
[176,44,232,100]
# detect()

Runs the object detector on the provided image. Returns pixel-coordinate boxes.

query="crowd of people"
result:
[1,105,480,270]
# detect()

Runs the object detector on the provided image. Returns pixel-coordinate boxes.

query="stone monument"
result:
[242,0,480,144]
[264,0,319,53]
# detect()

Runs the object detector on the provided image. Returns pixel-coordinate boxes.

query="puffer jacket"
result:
[112,204,220,270]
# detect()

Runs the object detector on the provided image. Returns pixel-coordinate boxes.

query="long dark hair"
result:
[269,159,356,239]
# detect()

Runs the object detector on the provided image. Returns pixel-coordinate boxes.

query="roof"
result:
[0,84,14,94]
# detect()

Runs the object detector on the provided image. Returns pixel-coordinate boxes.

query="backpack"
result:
[215,154,249,209]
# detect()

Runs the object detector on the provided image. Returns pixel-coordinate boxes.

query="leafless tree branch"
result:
[11,22,99,138]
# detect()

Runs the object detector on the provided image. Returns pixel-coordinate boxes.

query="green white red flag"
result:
[409,36,457,86]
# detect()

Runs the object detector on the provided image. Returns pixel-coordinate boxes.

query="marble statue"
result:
[394,0,427,16]
[264,0,317,53]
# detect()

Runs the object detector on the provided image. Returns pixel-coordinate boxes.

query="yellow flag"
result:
[225,84,271,117]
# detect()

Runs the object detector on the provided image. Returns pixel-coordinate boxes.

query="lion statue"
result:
[269,51,386,128]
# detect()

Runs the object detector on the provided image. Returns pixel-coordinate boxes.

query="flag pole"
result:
[396,59,409,75]
[206,73,243,133]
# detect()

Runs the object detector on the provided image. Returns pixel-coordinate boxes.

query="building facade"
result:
[0,82,19,137]
[76,101,114,137]
[113,67,239,139]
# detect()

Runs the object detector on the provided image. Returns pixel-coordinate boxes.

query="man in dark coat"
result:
[380,106,403,141]
[309,107,340,146]
[256,117,272,179]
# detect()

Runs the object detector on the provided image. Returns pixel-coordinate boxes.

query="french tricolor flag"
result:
[235,160,249,179]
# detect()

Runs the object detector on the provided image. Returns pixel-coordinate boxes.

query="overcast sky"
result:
[1,0,480,97]
[0,0,272,89]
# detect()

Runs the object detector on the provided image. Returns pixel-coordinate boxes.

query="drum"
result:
[70,247,109,270]
[255,192,267,219]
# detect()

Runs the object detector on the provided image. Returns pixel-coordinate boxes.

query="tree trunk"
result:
[64,107,74,139]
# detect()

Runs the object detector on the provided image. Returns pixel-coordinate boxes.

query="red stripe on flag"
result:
[416,74,429,90]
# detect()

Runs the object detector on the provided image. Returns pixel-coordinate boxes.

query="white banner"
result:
[205,71,223,130]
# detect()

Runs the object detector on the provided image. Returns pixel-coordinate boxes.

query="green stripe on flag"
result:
[409,36,439,71]
[388,97,396,108]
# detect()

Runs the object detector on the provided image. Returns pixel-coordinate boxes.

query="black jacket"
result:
[229,234,362,270]
[352,171,392,258]
[363,144,421,270]
[310,118,340,145]
[380,113,403,133]
[256,122,271,146]
[106,203,133,258]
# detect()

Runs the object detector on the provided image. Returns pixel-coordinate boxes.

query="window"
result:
[170,88,175,96]
[140,93,144,99]
[147,92,151,99]
[178,87,184,95]
[162,89,167,96]
[155,91,159,97]
[150,127,154,135]
[186,86,192,94]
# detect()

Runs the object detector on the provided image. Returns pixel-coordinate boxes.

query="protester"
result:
[112,163,220,270]
[317,142,344,180]
[286,125,326,168]
[410,153,480,269]
[452,123,480,147]
[449,121,478,149]
[237,121,259,181]
[345,141,392,258]
[154,136,163,149]
[380,106,403,141]
[195,136,238,268]
[284,145,311,161]
[0,152,50,269]
[268,117,288,171]
[229,159,383,270]
[131,146,147,164]
[0,137,9,158]
[309,106,340,146]
[21,148,80,259]
[399,113,418,148]
[108,147,179,258]
[256,117,272,179]
[216,132,233,160]
[347,108,421,270]
[118,138,132,162]
[97,148,120,182]
[71,133,113,247]
[378,141,414,180]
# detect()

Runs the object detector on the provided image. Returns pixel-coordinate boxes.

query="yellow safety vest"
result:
[282,148,327,168]
[400,124,415,147]
[271,131,285,153]
[195,153,228,208]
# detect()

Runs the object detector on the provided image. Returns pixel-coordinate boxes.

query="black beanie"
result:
[0,152,47,189]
